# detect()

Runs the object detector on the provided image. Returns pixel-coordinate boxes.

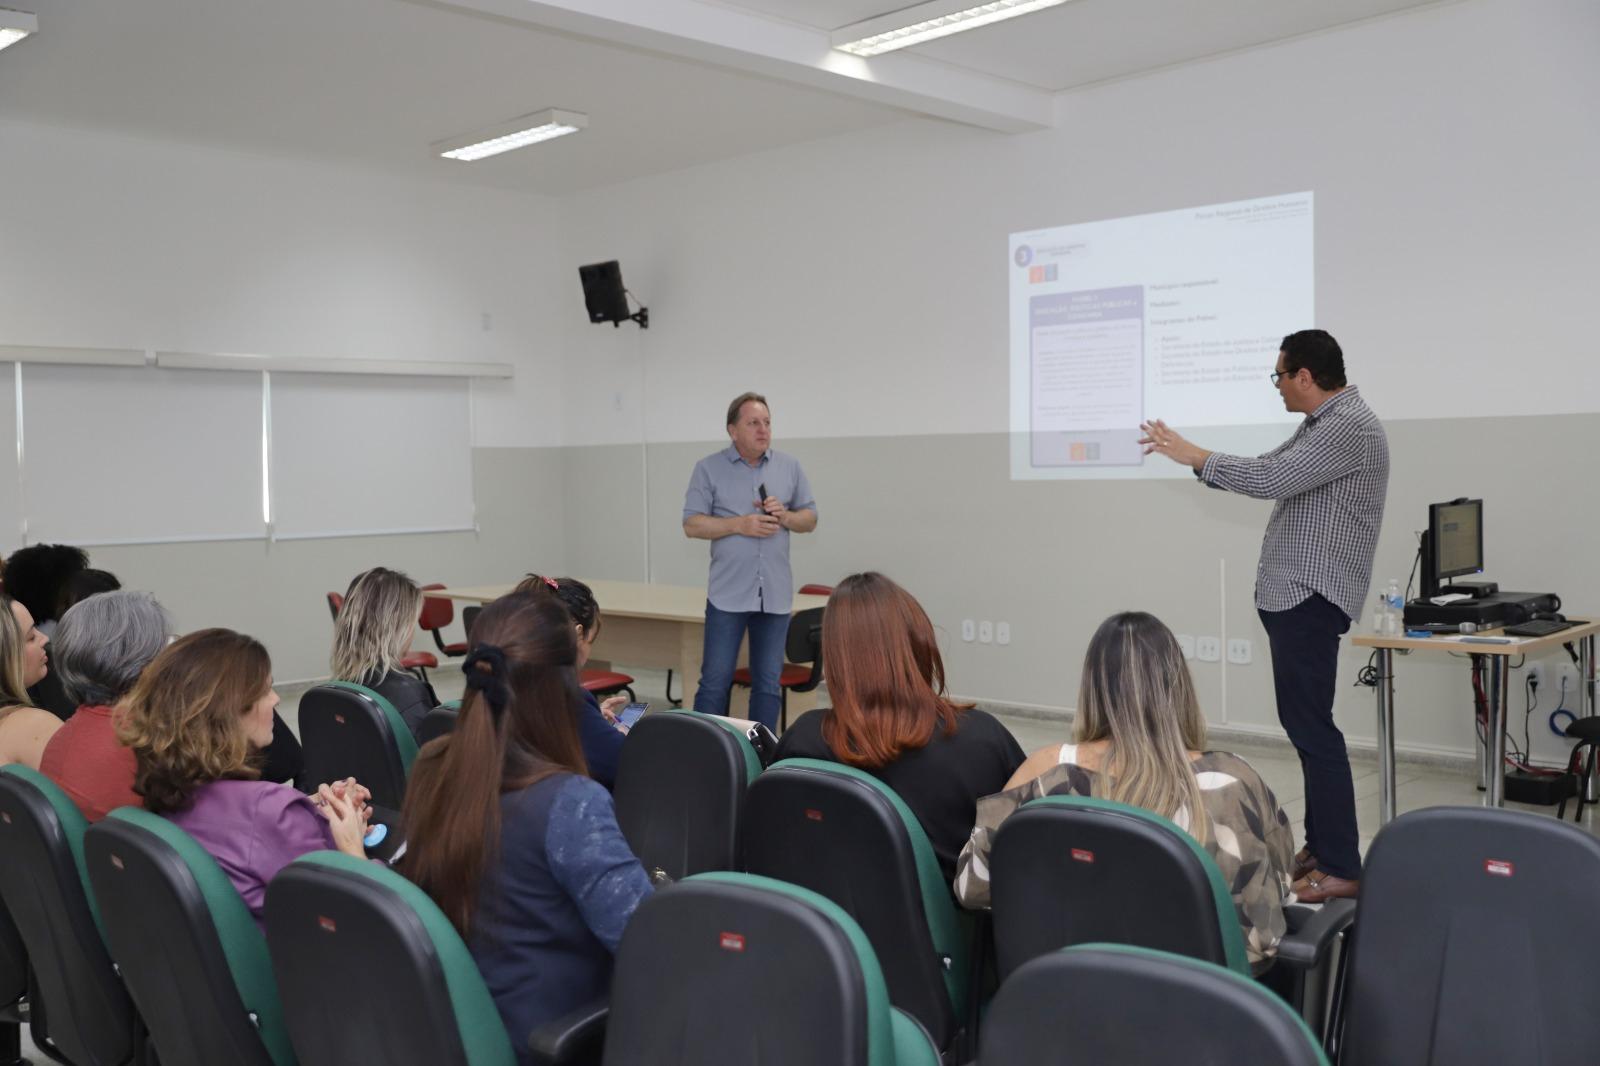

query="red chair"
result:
[580,670,636,702]
[668,584,833,711]
[731,604,826,732]
[418,583,468,658]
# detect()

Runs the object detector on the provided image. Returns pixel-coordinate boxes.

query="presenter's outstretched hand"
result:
[736,513,782,538]
[1138,419,1211,471]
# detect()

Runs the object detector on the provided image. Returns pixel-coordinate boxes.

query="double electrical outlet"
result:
[1527,659,1580,697]
[961,619,1010,645]
[1175,634,1253,664]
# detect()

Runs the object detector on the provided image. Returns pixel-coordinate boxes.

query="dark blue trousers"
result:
[1259,594,1361,881]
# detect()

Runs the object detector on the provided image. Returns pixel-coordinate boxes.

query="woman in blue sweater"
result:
[516,574,630,790]
[402,589,652,1061]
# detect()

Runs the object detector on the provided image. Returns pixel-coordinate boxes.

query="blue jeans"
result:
[694,602,788,731]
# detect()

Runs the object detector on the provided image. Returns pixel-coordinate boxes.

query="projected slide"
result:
[1009,192,1313,480]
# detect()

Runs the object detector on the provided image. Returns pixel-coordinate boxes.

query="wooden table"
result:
[425,580,830,720]
[1352,619,1599,824]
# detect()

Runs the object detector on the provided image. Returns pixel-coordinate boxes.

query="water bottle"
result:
[1384,578,1404,635]
[1372,590,1390,635]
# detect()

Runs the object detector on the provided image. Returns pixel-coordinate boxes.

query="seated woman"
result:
[5,543,91,719]
[0,594,60,769]
[953,611,1294,972]
[516,574,630,790]
[39,590,173,820]
[118,629,369,927]
[772,572,1025,885]
[403,589,651,1062]
[330,566,437,741]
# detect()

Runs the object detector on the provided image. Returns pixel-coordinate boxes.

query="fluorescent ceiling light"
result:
[0,7,37,52]
[433,108,587,162]
[833,0,1070,57]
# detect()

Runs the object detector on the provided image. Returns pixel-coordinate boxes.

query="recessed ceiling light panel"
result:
[433,108,588,162]
[833,0,1071,57]
[0,6,38,53]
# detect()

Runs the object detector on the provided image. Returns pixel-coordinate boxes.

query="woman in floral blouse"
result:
[953,611,1295,972]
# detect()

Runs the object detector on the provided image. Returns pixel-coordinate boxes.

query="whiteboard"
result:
[269,372,475,540]
[21,364,264,545]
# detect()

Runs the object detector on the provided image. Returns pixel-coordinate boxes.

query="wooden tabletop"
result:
[1351,617,1600,656]
[425,579,828,623]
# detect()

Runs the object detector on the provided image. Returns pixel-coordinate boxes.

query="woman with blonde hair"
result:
[953,611,1294,971]
[120,629,369,927]
[330,566,435,740]
[772,571,1025,884]
[0,593,58,768]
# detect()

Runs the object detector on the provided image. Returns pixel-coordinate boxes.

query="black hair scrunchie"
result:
[463,645,510,720]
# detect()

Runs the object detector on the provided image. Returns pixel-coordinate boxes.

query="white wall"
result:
[0,118,566,448]
[0,119,570,679]
[552,0,1600,765]
[557,0,1600,445]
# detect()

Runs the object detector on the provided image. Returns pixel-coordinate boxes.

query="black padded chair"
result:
[0,766,140,1066]
[613,710,764,882]
[987,795,1351,1035]
[741,759,975,1058]
[415,700,460,747]
[297,682,417,810]
[0,901,27,1066]
[265,852,519,1066]
[1337,806,1600,1065]
[979,944,1329,1065]
[602,872,939,1066]
[84,808,296,1066]
[731,605,824,731]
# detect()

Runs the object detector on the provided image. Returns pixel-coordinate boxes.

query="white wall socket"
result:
[1528,661,1546,689]
[978,620,994,644]
[1196,636,1221,662]
[1176,634,1196,660]
[995,622,1011,646]
[961,619,975,642]
[1227,638,1252,665]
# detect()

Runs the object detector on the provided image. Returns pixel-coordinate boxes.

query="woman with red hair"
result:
[773,571,1024,884]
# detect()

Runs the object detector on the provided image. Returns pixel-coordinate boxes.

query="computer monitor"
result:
[1420,497,1483,598]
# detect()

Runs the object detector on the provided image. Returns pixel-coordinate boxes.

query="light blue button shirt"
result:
[683,445,817,614]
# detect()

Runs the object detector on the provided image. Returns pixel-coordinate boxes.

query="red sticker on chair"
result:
[1071,848,1095,864]
[318,916,338,933]
[805,809,823,822]
[110,854,124,871]
[334,714,346,725]
[1485,859,1514,877]
[719,932,746,952]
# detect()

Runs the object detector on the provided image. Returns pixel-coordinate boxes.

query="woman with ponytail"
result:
[401,589,651,1060]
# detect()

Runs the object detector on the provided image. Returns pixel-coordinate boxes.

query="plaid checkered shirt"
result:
[1199,386,1389,621]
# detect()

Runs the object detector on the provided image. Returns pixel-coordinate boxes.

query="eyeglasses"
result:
[1270,369,1290,386]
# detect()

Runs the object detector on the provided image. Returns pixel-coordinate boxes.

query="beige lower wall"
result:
[568,414,1599,767]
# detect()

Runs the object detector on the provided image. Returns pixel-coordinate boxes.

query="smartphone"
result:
[617,701,649,729]
[757,482,769,507]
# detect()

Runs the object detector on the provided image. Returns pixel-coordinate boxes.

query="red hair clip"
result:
[543,576,559,591]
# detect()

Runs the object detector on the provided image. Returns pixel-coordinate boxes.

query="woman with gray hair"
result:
[330,566,437,741]
[38,590,172,821]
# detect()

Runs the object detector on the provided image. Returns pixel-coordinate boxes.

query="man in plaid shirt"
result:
[1141,330,1388,903]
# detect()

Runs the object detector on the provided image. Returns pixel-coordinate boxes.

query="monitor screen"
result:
[1431,498,1483,580]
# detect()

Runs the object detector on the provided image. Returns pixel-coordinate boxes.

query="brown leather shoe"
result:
[1292,869,1359,903]
[1292,847,1318,881]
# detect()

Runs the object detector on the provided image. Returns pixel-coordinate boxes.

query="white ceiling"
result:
[0,0,1444,193]
[724,0,1445,91]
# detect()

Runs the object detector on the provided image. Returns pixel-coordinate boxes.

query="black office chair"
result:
[601,873,939,1066]
[84,809,295,1066]
[0,766,141,1066]
[741,759,975,1059]
[731,605,824,731]
[612,710,764,882]
[979,944,1329,1065]
[0,901,28,1066]
[1337,806,1600,1065]
[297,682,417,810]
[1556,715,1600,821]
[987,795,1351,1036]
[265,851,522,1066]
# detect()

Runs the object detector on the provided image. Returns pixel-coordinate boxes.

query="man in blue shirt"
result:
[682,392,817,731]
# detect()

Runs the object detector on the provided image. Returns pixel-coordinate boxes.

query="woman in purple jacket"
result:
[118,628,369,927]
